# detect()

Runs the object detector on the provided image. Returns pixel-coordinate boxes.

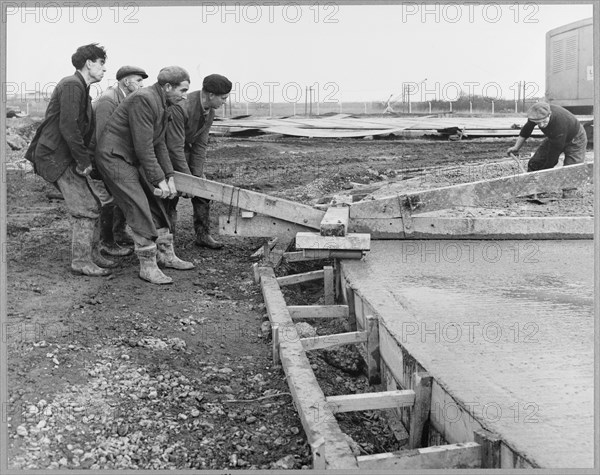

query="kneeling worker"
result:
[507,102,587,197]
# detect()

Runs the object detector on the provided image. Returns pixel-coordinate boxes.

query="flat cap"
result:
[203,74,232,95]
[527,102,551,121]
[157,66,190,86]
[116,65,148,81]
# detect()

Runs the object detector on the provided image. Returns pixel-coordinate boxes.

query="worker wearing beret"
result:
[95,66,195,285]
[508,102,587,172]
[91,65,148,261]
[165,73,232,249]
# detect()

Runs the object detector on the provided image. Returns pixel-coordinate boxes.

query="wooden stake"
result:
[408,372,433,449]
[365,314,381,384]
[324,266,334,305]
[474,428,501,468]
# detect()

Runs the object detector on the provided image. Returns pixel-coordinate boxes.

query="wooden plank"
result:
[474,429,502,468]
[320,206,350,236]
[325,389,415,413]
[288,305,349,320]
[357,442,481,470]
[219,214,313,238]
[350,162,594,218]
[350,216,594,240]
[408,216,594,239]
[174,172,325,229]
[408,372,433,449]
[301,331,367,351]
[295,232,371,251]
[284,249,365,262]
[257,267,358,469]
[277,269,325,287]
[365,315,381,385]
[323,266,334,305]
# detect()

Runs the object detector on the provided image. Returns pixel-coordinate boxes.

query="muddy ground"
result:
[4,125,594,469]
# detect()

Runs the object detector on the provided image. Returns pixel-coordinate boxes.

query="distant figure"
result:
[25,43,111,277]
[507,102,587,198]
[92,65,148,258]
[383,94,395,114]
[165,73,232,249]
[95,66,194,285]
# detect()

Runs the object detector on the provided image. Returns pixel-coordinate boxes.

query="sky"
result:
[4,2,595,104]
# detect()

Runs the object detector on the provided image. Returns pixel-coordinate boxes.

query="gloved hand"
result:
[167,177,177,199]
[75,164,93,176]
[154,180,171,199]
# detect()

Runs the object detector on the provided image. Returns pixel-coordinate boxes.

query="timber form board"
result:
[257,265,485,469]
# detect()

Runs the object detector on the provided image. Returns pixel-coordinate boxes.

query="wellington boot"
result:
[195,232,223,250]
[136,244,173,285]
[156,233,195,270]
[71,218,112,277]
[100,241,133,257]
[113,206,134,245]
[92,219,117,268]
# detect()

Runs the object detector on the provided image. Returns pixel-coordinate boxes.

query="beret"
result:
[527,102,551,121]
[203,74,232,95]
[116,65,148,81]
[157,66,190,86]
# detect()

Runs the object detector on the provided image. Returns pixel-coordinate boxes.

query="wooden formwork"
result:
[338,266,538,469]
[256,264,484,469]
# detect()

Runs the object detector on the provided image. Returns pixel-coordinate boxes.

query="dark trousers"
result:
[95,153,170,241]
[527,125,587,172]
[165,196,211,239]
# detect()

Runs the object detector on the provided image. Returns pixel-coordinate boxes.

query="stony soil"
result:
[4,122,594,469]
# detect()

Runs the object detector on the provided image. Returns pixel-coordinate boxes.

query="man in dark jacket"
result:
[92,65,148,258]
[95,66,194,285]
[508,102,587,170]
[508,102,587,198]
[165,73,232,249]
[25,43,110,277]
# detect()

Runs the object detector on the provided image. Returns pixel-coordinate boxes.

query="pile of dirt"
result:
[6,117,41,151]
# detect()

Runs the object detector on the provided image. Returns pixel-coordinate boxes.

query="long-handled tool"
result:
[509,152,546,204]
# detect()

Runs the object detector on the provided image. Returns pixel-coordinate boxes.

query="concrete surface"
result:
[341,240,594,468]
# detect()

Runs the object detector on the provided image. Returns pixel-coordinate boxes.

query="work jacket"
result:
[25,71,94,182]
[166,90,215,176]
[96,82,174,185]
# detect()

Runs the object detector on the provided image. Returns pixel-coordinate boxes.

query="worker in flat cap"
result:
[90,65,149,261]
[165,73,232,249]
[508,102,587,197]
[95,66,194,285]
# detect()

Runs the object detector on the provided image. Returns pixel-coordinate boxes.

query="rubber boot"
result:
[71,218,112,276]
[156,231,195,270]
[98,204,132,257]
[136,244,173,285]
[193,198,223,249]
[113,206,134,246]
[92,214,118,268]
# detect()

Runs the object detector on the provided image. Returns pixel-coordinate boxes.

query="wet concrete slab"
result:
[341,240,594,468]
